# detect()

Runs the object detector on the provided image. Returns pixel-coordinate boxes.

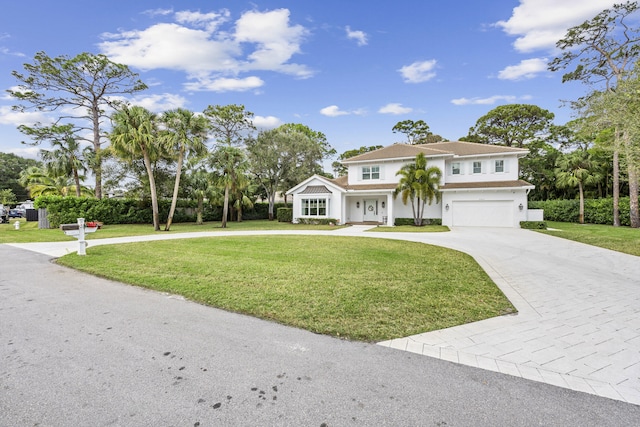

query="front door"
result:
[363,199,378,222]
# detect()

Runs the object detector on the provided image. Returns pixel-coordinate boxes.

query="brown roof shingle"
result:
[341,141,528,163]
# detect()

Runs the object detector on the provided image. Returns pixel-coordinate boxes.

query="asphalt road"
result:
[1,244,639,426]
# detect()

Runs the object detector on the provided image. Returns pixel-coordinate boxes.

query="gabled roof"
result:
[330,175,397,191]
[286,174,346,195]
[341,141,528,164]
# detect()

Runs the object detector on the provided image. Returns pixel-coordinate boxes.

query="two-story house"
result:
[286,141,539,227]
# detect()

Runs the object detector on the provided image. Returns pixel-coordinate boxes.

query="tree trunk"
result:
[92,106,103,199]
[578,182,585,224]
[165,148,184,231]
[613,146,620,227]
[73,169,81,197]
[196,196,203,225]
[628,164,639,228]
[221,184,230,228]
[143,150,160,231]
[268,192,275,221]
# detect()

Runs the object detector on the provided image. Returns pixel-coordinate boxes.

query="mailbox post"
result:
[60,218,98,255]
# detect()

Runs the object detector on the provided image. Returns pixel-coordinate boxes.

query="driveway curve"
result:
[6,225,640,407]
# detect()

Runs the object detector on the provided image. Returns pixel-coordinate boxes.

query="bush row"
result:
[34,195,290,228]
[529,197,635,226]
[394,218,442,226]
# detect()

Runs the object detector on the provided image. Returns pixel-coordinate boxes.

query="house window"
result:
[495,160,504,173]
[473,161,482,174]
[451,162,461,175]
[302,198,327,216]
[362,166,380,180]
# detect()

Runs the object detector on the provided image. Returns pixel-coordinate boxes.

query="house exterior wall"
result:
[443,155,520,184]
[290,177,344,224]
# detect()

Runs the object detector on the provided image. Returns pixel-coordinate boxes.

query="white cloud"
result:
[0,106,49,126]
[498,57,548,80]
[495,0,617,53]
[398,60,437,83]
[4,146,40,159]
[378,103,413,115]
[346,26,368,46]
[320,105,350,117]
[98,8,313,91]
[184,76,264,92]
[253,115,282,129]
[129,93,188,112]
[450,95,522,106]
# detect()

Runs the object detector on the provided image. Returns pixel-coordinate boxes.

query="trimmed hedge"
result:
[34,195,291,228]
[277,207,292,222]
[394,218,442,226]
[529,197,635,226]
[297,218,338,225]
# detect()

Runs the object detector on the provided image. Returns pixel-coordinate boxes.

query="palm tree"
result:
[182,158,219,225]
[39,132,91,197]
[19,165,93,197]
[160,108,209,231]
[109,105,163,231]
[393,153,442,226]
[555,150,598,224]
[209,145,247,228]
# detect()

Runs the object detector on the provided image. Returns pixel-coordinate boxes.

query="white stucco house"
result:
[286,141,542,228]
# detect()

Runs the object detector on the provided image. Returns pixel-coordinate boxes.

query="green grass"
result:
[57,235,515,342]
[538,221,640,257]
[0,218,345,244]
[370,225,450,233]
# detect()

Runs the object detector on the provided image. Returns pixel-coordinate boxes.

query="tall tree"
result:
[466,104,555,148]
[204,104,255,226]
[27,124,91,197]
[332,145,384,176]
[548,1,640,226]
[109,106,163,231]
[160,108,209,231]
[204,104,255,146]
[393,153,442,226]
[209,145,247,228]
[0,152,40,200]
[18,165,93,198]
[555,150,598,224]
[276,123,335,202]
[9,52,147,199]
[392,120,433,144]
[246,128,313,220]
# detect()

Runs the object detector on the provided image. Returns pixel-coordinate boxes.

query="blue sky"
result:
[0,0,622,168]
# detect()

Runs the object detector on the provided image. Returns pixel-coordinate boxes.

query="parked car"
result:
[8,209,23,218]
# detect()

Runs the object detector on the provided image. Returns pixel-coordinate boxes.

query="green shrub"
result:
[297,218,338,225]
[519,221,547,229]
[529,197,635,226]
[277,207,293,222]
[394,218,441,226]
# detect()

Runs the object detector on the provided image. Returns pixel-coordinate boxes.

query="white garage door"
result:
[452,200,514,227]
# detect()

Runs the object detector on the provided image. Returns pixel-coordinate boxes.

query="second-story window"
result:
[451,162,461,175]
[362,165,380,180]
[495,159,504,173]
[473,161,482,174]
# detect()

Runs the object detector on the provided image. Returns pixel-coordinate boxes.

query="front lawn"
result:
[538,221,640,257]
[57,235,515,342]
[0,219,344,244]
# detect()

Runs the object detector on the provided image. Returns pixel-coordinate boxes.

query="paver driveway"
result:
[376,227,640,405]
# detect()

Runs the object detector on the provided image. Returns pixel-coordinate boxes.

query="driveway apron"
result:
[377,227,640,405]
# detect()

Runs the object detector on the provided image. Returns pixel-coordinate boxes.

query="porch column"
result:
[386,193,394,226]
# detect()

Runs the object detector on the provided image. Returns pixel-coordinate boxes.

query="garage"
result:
[452,200,514,227]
